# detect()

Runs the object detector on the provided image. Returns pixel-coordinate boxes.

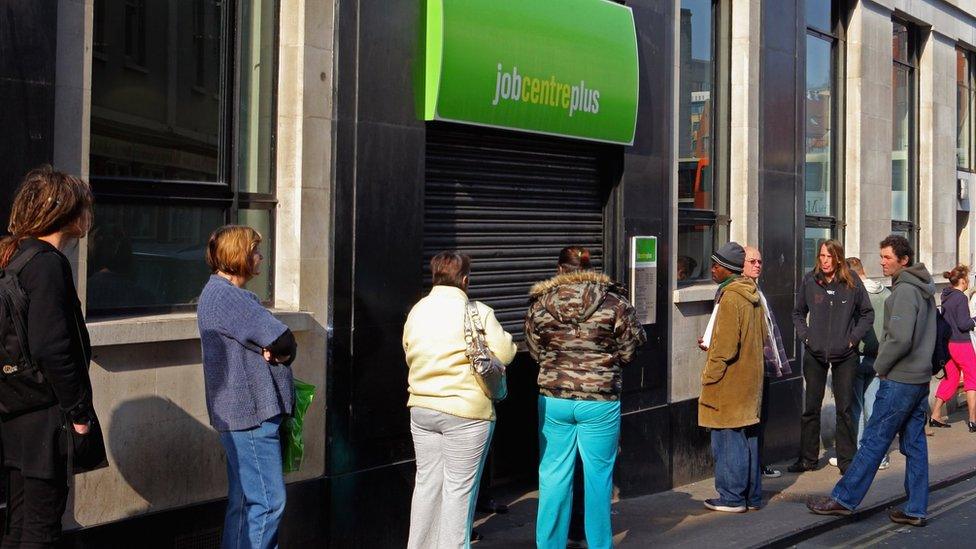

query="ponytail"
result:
[0,235,31,269]
[558,246,591,273]
[944,264,970,287]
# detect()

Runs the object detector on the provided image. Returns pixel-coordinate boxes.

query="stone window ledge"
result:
[672,282,719,304]
[87,310,315,347]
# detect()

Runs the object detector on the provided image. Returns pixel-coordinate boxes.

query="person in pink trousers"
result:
[930,265,976,432]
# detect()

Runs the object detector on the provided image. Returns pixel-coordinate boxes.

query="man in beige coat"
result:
[699,242,767,513]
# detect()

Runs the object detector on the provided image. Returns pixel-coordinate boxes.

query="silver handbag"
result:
[463,302,508,402]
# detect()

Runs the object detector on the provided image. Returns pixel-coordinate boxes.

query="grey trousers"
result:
[407,407,494,549]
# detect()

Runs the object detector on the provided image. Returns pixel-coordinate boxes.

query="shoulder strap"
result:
[466,301,486,333]
[4,246,45,277]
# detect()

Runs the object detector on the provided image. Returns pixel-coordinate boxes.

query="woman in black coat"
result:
[0,167,102,548]
[789,239,874,475]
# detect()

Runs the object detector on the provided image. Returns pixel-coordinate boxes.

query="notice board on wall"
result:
[630,236,657,325]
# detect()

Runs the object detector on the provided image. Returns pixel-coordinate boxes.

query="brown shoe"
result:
[806,496,852,516]
[889,509,926,527]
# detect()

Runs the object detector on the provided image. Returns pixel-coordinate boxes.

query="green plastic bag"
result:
[281,378,316,473]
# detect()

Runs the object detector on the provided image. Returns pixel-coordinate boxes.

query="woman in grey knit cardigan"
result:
[198,225,297,549]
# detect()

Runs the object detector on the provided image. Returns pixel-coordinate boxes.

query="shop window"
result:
[892,19,919,249]
[802,0,845,272]
[123,0,147,67]
[93,0,107,56]
[957,48,974,171]
[88,0,278,315]
[677,0,730,284]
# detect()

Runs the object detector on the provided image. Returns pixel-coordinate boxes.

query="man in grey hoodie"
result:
[807,235,935,527]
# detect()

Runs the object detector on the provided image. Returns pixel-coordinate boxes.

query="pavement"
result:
[798,475,976,547]
[473,408,976,548]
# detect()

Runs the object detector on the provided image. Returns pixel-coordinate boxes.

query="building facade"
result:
[0,0,974,546]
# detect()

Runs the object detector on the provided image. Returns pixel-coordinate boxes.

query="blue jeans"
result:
[831,380,929,518]
[219,415,286,549]
[851,356,881,448]
[710,426,762,508]
[537,396,620,549]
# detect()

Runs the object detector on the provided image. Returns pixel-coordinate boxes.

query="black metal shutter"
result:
[424,122,607,337]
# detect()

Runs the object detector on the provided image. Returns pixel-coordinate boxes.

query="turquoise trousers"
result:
[536,396,621,549]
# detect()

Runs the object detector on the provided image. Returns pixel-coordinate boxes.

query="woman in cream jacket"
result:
[403,251,517,549]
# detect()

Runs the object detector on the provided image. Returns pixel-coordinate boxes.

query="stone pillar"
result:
[275,0,335,319]
[54,0,93,294]
[845,1,893,277]
[728,0,761,246]
[918,31,957,273]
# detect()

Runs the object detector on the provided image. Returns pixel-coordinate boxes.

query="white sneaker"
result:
[878,457,890,470]
[704,499,747,513]
[762,465,782,478]
[828,457,838,467]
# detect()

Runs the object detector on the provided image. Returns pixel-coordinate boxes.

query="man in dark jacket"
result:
[789,240,874,474]
[807,235,935,527]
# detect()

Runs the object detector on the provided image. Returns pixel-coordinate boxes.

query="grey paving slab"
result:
[472,409,976,548]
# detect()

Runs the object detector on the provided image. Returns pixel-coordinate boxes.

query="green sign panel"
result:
[424,0,639,145]
[634,237,657,265]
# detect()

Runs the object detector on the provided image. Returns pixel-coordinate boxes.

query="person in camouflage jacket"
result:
[525,271,646,400]
[525,247,646,549]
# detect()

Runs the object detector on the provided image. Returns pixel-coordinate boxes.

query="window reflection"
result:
[805,0,831,34]
[91,0,224,184]
[238,0,277,195]
[678,0,713,211]
[88,204,224,312]
[892,66,910,221]
[87,0,279,312]
[892,21,909,64]
[958,49,973,170]
[805,35,833,216]
[803,227,831,273]
[678,0,717,282]
[678,224,714,282]
[238,209,273,301]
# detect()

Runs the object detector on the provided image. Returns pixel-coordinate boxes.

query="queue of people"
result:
[693,234,958,531]
[0,167,966,547]
[400,233,966,545]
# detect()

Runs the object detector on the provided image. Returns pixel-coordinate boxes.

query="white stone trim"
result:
[672,282,720,304]
[87,310,315,347]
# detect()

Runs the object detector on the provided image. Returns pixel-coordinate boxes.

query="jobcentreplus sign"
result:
[491,64,601,117]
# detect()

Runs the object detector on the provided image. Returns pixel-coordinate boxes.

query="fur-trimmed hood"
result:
[529,271,625,325]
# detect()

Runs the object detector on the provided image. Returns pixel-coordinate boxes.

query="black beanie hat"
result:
[711,242,745,273]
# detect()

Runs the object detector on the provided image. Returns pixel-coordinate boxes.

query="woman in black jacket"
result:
[0,167,101,548]
[789,240,873,474]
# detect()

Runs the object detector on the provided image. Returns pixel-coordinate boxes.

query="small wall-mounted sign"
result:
[630,236,657,325]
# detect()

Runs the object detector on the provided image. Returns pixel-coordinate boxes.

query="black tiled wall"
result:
[759,0,805,458]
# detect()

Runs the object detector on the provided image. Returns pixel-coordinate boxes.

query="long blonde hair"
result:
[0,166,94,268]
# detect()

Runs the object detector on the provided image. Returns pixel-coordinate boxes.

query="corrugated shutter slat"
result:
[423,123,606,338]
